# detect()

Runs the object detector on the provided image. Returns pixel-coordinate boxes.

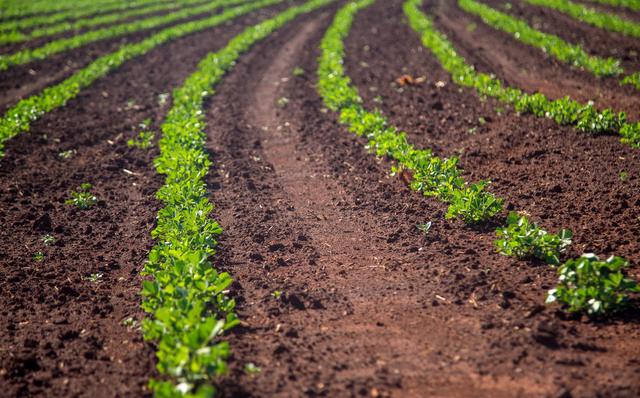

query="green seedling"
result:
[58,149,76,160]
[83,272,103,283]
[445,181,503,224]
[245,362,261,375]
[277,96,290,107]
[42,234,56,246]
[127,130,155,149]
[416,222,432,235]
[547,254,639,316]
[66,183,98,209]
[271,290,282,299]
[157,93,170,106]
[292,66,305,76]
[619,171,628,182]
[122,317,139,329]
[33,251,44,262]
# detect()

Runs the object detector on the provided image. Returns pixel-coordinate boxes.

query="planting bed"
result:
[0,0,639,397]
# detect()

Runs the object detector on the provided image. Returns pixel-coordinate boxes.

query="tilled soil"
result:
[0,3,292,396]
[1,0,640,397]
[0,3,288,113]
[429,0,639,118]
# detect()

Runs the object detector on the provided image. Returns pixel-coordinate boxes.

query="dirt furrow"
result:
[428,0,639,119]
[0,5,290,397]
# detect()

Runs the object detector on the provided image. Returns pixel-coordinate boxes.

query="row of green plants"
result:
[525,0,640,38]
[0,0,208,45]
[0,0,112,19]
[0,0,281,158]
[458,0,640,90]
[0,0,253,71]
[402,0,640,148]
[142,0,334,395]
[585,0,640,11]
[317,0,638,317]
[0,0,172,31]
[320,0,503,225]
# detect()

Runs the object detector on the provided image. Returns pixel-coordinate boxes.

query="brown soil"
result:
[566,0,640,24]
[0,3,291,396]
[1,0,640,397]
[429,0,640,118]
[492,0,640,74]
[0,3,202,55]
[0,3,284,113]
[344,0,640,394]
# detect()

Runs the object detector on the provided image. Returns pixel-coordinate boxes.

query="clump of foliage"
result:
[83,272,103,283]
[547,254,639,316]
[445,181,503,224]
[32,251,44,261]
[496,212,573,265]
[416,222,432,235]
[66,183,97,209]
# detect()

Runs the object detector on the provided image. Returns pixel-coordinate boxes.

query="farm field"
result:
[0,0,639,397]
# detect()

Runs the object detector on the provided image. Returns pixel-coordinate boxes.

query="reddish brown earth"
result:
[429,0,640,118]
[0,3,294,396]
[1,0,640,397]
[0,2,287,112]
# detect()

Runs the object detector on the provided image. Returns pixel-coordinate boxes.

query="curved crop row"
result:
[318,0,569,254]
[319,0,503,225]
[0,0,117,20]
[0,0,281,158]
[584,0,640,11]
[141,0,334,395]
[0,0,253,71]
[458,0,633,82]
[403,0,640,148]
[0,0,209,46]
[525,0,640,38]
[0,0,173,31]
[317,0,638,317]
